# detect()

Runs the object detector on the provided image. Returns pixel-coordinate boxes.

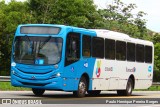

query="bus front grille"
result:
[20,82,48,86]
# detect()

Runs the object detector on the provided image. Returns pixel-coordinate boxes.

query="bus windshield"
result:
[13,36,62,65]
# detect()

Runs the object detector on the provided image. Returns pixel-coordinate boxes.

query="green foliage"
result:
[134,85,160,91]
[97,0,148,39]
[27,0,97,28]
[0,0,33,75]
[152,33,160,81]
[153,43,160,81]
[0,82,31,91]
[0,0,160,82]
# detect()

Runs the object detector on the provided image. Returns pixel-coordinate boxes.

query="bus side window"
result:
[105,38,115,60]
[127,42,135,62]
[136,44,144,62]
[116,41,126,61]
[65,32,80,66]
[82,35,91,57]
[92,37,104,59]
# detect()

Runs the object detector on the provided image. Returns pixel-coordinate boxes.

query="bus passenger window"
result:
[145,46,152,63]
[92,37,104,58]
[105,39,115,60]
[136,44,144,62]
[127,42,135,61]
[82,35,91,57]
[65,32,80,66]
[116,41,126,61]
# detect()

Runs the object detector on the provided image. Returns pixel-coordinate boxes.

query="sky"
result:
[93,0,160,32]
[5,0,160,32]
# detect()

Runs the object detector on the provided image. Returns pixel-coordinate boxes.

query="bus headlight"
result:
[50,73,61,78]
[56,73,61,77]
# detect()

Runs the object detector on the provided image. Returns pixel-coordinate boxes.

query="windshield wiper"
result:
[39,36,52,49]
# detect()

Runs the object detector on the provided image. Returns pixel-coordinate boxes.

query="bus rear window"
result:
[145,46,152,63]
[20,26,61,35]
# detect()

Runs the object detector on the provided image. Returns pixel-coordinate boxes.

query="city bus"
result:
[11,24,154,97]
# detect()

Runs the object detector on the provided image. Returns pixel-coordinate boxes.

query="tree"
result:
[153,33,160,44]
[134,11,147,39]
[97,0,148,39]
[0,0,33,75]
[27,0,97,28]
[153,43,160,82]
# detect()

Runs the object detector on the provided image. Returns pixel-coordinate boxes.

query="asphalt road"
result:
[1,91,160,98]
[0,91,160,107]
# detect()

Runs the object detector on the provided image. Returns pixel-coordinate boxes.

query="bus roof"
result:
[91,29,153,46]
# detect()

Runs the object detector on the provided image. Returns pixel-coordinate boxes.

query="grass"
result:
[1,82,160,91]
[134,85,160,91]
[148,85,160,91]
[0,82,31,91]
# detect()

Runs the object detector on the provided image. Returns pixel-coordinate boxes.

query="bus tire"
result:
[32,88,45,96]
[117,78,133,96]
[87,90,101,96]
[73,76,87,98]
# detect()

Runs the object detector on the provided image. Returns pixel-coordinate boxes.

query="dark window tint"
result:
[136,44,144,62]
[82,35,91,57]
[65,32,80,66]
[92,37,104,58]
[116,41,126,60]
[145,46,152,63]
[127,43,135,61]
[105,39,115,59]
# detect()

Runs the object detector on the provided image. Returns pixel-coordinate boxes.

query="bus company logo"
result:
[126,67,136,72]
[31,76,36,80]
[148,66,152,72]
[96,61,101,78]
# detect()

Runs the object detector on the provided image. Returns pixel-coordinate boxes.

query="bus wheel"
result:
[73,77,87,98]
[117,78,133,96]
[32,88,45,96]
[87,90,101,96]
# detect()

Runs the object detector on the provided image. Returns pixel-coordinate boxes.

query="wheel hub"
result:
[79,82,86,93]
[128,83,132,93]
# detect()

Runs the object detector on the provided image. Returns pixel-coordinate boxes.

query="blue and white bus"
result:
[11,24,154,97]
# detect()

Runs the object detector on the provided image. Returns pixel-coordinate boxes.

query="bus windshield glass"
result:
[13,36,62,65]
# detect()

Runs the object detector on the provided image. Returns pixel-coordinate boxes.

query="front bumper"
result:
[11,74,63,90]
